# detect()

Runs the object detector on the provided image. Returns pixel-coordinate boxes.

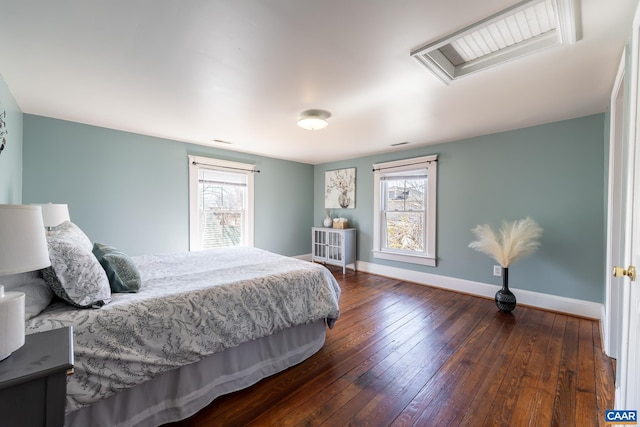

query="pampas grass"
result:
[469,217,542,267]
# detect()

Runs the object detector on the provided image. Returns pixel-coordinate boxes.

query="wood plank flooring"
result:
[165,267,615,427]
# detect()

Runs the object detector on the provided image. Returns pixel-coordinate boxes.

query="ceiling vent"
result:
[411,0,579,84]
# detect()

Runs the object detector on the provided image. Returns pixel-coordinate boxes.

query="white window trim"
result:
[372,154,437,266]
[188,155,255,251]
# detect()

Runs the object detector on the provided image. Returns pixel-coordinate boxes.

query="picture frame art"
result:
[325,167,356,209]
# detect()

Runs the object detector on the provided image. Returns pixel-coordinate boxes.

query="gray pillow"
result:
[92,243,141,293]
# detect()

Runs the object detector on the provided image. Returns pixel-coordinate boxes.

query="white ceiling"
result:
[0,0,636,164]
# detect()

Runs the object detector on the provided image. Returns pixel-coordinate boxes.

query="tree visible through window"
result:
[198,169,246,248]
[373,155,437,266]
[383,176,426,252]
[188,156,255,251]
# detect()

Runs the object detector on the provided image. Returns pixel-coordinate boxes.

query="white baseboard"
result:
[292,254,603,319]
[355,260,603,319]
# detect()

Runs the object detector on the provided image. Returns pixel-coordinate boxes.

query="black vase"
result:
[495,267,516,312]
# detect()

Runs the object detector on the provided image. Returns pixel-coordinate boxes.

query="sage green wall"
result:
[22,115,314,257]
[20,112,607,302]
[0,73,23,203]
[314,114,606,303]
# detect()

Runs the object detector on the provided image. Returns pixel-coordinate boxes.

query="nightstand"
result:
[0,327,74,427]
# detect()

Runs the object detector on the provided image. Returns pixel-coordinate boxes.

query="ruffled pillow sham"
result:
[41,221,111,308]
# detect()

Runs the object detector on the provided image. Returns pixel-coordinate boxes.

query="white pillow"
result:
[14,278,55,320]
[1,271,40,288]
[1,272,54,319]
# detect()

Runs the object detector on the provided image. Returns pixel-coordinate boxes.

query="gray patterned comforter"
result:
[25,247,341,412]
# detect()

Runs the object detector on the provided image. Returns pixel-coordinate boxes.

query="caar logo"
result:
[606,410,638,424]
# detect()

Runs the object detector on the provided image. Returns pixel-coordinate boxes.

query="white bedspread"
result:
[25,247,341,412]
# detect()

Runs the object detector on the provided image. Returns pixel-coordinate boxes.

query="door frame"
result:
[614,0,640,409]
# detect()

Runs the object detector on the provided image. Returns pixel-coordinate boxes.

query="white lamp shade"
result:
[0,204,51,275]
[33,203,70,228]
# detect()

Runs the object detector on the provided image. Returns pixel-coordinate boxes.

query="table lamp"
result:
[0,205,51,361]
[32,203,70,230]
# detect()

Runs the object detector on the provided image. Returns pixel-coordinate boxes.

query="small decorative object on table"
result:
[323,210,333,227]
[468,217,542,312]
[333,218,349,229]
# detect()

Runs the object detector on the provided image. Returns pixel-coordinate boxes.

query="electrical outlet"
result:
[493,265,502,277]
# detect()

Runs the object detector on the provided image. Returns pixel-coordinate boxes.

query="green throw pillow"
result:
[92,243,141,293]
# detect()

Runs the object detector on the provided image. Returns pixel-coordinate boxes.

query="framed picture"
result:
[325,168,356,209]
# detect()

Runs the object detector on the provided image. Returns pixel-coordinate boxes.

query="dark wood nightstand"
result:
[0,327,74,427]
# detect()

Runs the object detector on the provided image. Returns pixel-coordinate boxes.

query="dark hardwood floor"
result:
[166,267,615,426]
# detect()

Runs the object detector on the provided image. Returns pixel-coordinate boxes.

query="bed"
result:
[16,222,341,427]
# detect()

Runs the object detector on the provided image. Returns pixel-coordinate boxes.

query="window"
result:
[188,155,255,251]
[372,155,437,266]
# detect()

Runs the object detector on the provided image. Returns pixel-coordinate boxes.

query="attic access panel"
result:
[411,0,579,84]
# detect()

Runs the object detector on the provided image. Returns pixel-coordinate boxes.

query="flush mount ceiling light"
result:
[411,0,579,84]
[298,109,331,130]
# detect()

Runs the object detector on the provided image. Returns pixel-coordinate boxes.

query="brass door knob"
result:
[613,265,637,281]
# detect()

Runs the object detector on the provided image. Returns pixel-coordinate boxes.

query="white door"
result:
[605,52,627,364]
[615,0,640,410]
[620,117,640,409]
